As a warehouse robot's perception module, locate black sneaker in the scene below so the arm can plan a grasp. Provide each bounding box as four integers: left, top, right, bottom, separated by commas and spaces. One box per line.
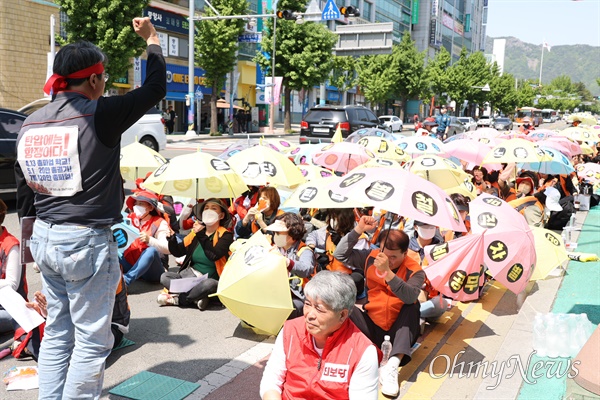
197, 298, 209, 311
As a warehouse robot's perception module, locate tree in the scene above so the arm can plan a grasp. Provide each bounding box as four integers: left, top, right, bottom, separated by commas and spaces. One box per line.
489, 71, 519, 116
356, 54, 396, 108
255, 0, 337, 131
447, 49, 493, 116
389, 32, 428, 120
55, 0, 150, 87
330, 56, 358, 106
195, 0, 248, 135
424, 47, 452, 112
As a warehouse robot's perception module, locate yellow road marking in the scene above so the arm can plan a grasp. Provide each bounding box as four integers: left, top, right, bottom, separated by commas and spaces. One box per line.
402, 283, 507, 398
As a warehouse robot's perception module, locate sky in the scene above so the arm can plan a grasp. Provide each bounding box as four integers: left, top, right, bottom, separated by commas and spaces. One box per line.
486, 0, 600, 47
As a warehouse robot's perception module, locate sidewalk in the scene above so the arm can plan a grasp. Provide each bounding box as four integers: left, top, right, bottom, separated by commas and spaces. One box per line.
168, 122, 301, 143
198, 208, 600, 400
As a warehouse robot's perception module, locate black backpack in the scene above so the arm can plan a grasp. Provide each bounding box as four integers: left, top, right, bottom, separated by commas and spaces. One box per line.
545, 195, 575, 230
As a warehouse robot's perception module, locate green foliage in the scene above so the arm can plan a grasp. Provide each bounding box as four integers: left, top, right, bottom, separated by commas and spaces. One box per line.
195, 0, 248, 133
390, 32, 428, 113
485, 37, 600, 96
55, 0, 150, 86
425, 47, 452, 102
330, 56, 358, 96
254, 0, 336, 130
356, 54, 396, 105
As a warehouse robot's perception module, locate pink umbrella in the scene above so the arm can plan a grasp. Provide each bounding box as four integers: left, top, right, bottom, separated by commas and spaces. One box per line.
329, 167, 466, 232
545, 136, 582, 156
576, 163, 600, 184
423, 234, 486, 302
312, 142, 375, 174
469, 194, 536, 295
528, 129, 558, 141
498, 132, 536, 142
537, 139, 575, 158
443, 139, 493, 166
469, 127, 502, 140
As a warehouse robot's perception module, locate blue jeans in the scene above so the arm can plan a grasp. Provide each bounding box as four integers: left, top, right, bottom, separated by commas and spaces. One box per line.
30, 219, 120, 400
119, 247, 164, 286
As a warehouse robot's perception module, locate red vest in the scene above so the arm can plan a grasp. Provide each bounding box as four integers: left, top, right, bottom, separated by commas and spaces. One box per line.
364, 250, 422, 331
0, 228, 27, 300
123, 215, 165, 266
281, 317, 375, 400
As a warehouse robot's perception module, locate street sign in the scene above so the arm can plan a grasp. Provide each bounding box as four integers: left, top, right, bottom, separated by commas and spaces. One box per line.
195, 86, 203, 100
334, 23, 394, 57
322, 0, 341, 20
238, 33, 262, 43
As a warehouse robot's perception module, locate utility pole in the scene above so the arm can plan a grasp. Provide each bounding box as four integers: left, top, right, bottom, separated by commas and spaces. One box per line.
186, 0, 196, 136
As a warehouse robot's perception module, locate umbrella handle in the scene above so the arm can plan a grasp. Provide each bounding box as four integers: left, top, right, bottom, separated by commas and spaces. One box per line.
289, 276, 303, 287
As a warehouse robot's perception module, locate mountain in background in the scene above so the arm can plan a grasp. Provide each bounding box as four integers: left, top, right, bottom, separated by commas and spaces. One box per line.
485, 36, 600, 96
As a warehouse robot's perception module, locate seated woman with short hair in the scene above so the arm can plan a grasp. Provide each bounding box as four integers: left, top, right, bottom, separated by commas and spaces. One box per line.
260, 271, 379, 400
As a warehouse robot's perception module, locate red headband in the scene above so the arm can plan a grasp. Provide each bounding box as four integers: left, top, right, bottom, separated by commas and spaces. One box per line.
43, 62, 105, 95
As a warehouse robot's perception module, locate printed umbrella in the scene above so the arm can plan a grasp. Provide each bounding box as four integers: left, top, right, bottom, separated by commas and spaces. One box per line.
576, 162, 600, 185
283, 176, 369, 209
498, 132, 536, 142
444, 177, 478, 200
443, 132, 469, 143
423, 234, 487, 302
356, 136, 410, 162
557, 127, 595, 144
345, 127, 393, 143
545, 136, 582, 156
468, 127, 502, 140
468, 194, 536, 295
530, 227, 568, 281
297, 164, 334, 181
329, 167, 466, 232
228, 146, 306, 187
142, 151, 248, 199
528, 129, 559, 141
215, 232, 294, 335
217, 138, 298, 160
291, 143, 324, 165
312, 142, 375, 174
567, 114, 597, 126
408, 155, 471, 190
393, 135, 445, 155
537, 139, 579, 158
119, 141, 167, 181
442, 139, 493, 167
353, 158, 403, 170
518, 147, 575, 175
481, 138, 550, 165
579, 142, 595, 155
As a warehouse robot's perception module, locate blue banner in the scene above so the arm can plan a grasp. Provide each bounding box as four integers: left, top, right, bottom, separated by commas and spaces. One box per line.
142, 61, 212, 95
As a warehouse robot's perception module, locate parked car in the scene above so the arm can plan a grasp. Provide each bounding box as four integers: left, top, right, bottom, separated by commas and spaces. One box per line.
18, 98, 166, 151
493, 117, 513, 131
457, 117, 477, 131
477, 115, 493, 127
446, 116, 467, 137
300, 105, 387, 144
378, 115, 403, 132
0, 108, 26, 197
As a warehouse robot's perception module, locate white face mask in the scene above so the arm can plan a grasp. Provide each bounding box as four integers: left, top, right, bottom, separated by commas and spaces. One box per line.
274, 233, 288, 248
202, 209, 220, 225
329, 219, 338, 230
417, 226, 436, 240
133, 205, 148, 218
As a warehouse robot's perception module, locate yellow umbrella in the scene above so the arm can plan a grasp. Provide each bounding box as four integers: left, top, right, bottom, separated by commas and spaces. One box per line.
228, 146, 306, 187
216, 232, 294, 335
481, 138, 550, 164
568, 114, 597, 126
331, 125, 343, 143
283, 176, 370, 209
530, 227, 569, 281
119, 141, 167, 181
557, 127, 595, 144
409, 155, 471, 190
444, 177, 477, 200
142, 151, 248, 199
261, 137, 300, 154
580, 142, 595, 155
356, 136, 411, 162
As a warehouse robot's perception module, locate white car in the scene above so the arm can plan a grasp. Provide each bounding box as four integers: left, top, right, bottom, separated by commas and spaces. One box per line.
18, 98, 166, 152
457, 117, 477, 131
378, 115, 403, 132
477, 115, 493, 127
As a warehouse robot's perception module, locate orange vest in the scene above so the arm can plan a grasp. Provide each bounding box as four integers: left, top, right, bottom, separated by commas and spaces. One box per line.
281, 317, 375, 400
509, 196, 544, 216
252, 209, 285, 233
325, 233, 352, 274
182, 226, 230, 276
364, 250, 423, 331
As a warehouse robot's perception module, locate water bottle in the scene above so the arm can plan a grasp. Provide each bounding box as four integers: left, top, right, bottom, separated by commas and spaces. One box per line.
545, 314, 560, 358
533, 313, 547, 357
556, 314, 570, 358
380, 335, 392, 367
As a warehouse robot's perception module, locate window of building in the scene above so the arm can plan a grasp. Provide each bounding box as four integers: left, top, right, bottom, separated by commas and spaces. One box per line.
59, 11, 68, 40
362, 1, 372, 20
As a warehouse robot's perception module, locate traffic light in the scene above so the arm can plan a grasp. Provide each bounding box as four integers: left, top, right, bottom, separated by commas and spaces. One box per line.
276, 10, 296, 20
340, 6, 360, 17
